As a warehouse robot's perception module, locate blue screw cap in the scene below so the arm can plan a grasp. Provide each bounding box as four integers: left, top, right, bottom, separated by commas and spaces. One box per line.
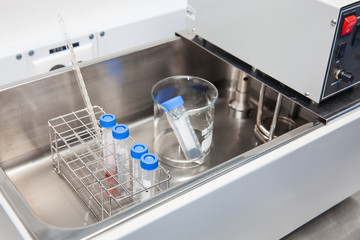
140, 153, 158, 171
112, 124, 129, 140
100, 114, 116, 128
161, 95, 184, 112
131, 143, 148, 159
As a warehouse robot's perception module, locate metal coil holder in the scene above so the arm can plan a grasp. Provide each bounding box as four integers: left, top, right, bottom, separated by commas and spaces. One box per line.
254, 84, 296, 142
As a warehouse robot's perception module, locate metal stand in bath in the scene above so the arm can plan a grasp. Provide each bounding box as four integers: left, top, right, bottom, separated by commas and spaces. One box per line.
254, 84, 297, 142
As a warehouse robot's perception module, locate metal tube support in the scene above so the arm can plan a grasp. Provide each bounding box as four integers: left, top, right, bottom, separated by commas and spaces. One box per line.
255, 84, 270, 137
256, 84, 265, 126
254, 84, 294, 142
268, 93, 283, 141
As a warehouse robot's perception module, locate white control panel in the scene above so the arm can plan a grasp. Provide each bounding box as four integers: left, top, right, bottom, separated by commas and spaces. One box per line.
187, 0, 358, 102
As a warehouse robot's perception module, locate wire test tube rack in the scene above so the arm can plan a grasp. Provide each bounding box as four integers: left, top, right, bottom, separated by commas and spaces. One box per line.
48, 106, 171, 221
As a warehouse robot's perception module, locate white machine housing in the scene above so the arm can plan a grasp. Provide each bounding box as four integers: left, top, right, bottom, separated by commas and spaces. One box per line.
187, 0, 360, 103
0, 0, 186, 87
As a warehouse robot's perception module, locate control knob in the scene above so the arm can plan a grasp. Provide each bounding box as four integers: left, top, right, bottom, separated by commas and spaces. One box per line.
335, 69, 354, 83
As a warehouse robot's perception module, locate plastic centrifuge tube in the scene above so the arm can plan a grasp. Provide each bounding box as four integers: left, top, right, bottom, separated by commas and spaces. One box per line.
100, 114, 117, 180
140, 153, 158, 201
112, 124, 130, 190
162, 95, 202, 159
130, 143, 148, 201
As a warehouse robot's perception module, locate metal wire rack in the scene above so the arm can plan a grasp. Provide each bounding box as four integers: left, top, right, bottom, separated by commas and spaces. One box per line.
48, 106, 171, 221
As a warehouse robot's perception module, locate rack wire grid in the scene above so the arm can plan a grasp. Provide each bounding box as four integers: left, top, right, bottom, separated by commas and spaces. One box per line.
48, 106, 171, 221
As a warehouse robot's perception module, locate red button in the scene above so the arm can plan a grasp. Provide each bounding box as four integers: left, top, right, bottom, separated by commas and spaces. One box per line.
341, 15, 358, 36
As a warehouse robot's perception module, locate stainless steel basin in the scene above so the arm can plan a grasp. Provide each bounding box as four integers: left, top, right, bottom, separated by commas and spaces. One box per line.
0, 37, 319, 238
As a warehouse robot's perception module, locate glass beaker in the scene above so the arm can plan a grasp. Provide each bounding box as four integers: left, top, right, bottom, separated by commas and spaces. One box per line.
151, 75, 218, 168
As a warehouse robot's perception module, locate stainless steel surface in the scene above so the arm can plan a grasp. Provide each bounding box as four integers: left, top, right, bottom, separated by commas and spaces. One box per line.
0, 35, 332, 239
0, 195, 28, 240
6, 154, 98, 228
178, 31, 360, 121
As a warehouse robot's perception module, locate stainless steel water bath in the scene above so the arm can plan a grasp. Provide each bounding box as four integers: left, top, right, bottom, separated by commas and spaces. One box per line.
0, 35, 360, 239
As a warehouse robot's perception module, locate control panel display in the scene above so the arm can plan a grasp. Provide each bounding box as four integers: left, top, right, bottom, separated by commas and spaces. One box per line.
322, 3, 360, 100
